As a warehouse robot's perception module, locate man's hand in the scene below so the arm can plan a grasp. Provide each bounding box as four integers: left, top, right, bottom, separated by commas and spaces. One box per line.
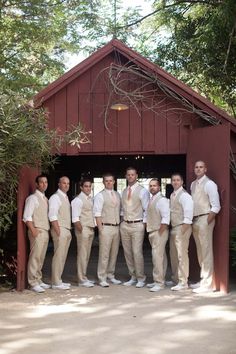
181, 223, 191, 234
51, 220, 60, 237
74, 221, 83, 233
159, 224, 168, 235
207, 212, 216, 225
26, 221, 40, 238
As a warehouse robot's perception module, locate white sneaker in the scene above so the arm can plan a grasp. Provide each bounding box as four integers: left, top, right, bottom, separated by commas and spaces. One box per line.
190, 282, 200, 289
147, 282, 156, 288
99, 281, 109, 287
52, 283, 70, 290
149, 284, 164, 292
136, 280, 145, 288
123, 278, 137, 286
108, 278, 122, 285
171, 283, 188, 291
79, 281, 94, 288
31, 285, 45, 293
87, 279, 95, 284
193, 287, 214, 294
39, 282, 51, 289
62, 282, 71, 287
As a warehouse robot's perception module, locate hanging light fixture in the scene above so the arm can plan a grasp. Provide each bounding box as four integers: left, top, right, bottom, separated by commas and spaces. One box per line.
110, 103, 129, 111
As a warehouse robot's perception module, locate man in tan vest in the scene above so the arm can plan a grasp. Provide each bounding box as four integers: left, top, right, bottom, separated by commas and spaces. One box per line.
146, 178, 170, 292
49, 176, 72, 290
169, 173, 193, 291
93, 173, 121, 287
23, 174, 50, 293
191, 161, 221, 293
120, 167, 149, 288
71, 178, 95, 288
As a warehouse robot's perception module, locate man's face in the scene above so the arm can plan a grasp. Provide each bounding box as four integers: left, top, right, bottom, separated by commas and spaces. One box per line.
103, 176, 115, 190
58, 177, 70, 194
37, 177, 48, 193
126, 169, 138, 185
194, 161, 207, 179
171, 175, 183, 191
81, 182, 92, 196
149, 180, 160, 195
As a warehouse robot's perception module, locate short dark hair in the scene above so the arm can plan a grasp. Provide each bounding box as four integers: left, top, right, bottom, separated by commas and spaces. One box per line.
102, 173, 115, 180
171, 173, 183, 181
126, 166, 138, 174
35, 174, 48, 184
150, 178, 160, 185
80, 178, 92, 187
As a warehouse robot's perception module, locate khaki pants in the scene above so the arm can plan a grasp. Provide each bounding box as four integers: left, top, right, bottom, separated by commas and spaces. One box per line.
51, 227, 72, 285
27, 228, 49, 287
75, 226, 94, 283
148, 229, 168, 286
97, 225, 120, 282
169, 225, 192, 285
192, 215, 215, 289
120, 221, 146, 281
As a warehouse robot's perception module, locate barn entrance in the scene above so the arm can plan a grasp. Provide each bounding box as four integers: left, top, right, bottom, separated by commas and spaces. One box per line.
42, 154, 186, 285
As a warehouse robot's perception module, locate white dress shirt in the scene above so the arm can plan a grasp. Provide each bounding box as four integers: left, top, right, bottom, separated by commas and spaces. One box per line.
152, 192, 170, 225
23, 189, 46, 223
190, 175, 221, 214
71, 192, 92, 223
121, 182, 150, 222
172, 186, 193, 224
93, 189, 119, 217
48, 189, 68, 222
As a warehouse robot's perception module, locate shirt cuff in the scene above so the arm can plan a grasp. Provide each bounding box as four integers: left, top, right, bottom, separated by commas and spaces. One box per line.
211, 207, 220, 214
183, 218, 192, 224
94, 213, 102, 217
72, 218, 80, 223
23, 217, 33, 223
49, 216, 58, 222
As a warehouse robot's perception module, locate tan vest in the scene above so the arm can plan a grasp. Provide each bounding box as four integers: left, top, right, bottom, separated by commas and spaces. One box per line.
146, 194, 164, 232
57, 192, 71, 229
101, 190, 120, 224
191, 176, 211, 217
78, 193, 94, 227
32, 193, 50, 231
170, 189, 186, 227
122, 184, 144, 221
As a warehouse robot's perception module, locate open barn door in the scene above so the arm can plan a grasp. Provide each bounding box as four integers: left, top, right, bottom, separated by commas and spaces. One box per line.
186, 124, 231, 292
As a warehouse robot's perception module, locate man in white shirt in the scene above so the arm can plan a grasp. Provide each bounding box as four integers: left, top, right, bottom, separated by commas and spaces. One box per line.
93, 173, 121, 287
146, 178, 170, 292
23, 174, 50, 293
71, 178, 95, 288
49, 176, 72, 290
191, 161, 221, 293
120, 167, 149, 288
169, 173, 193, 291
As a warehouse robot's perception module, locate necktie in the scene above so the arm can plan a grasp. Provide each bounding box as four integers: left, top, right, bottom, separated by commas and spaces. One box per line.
127, 186, 132, 200
111, 191, 117, 206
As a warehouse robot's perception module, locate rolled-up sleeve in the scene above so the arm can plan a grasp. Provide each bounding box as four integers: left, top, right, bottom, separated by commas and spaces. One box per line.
71, 197, 83, 223
140, 188, 150, 222
156, 198, 170, 225
48, 194, 61, 222
179, 193, 193, 224
205, 181, 221, 214
93, 193, 104, 217
23, 195, 38, 223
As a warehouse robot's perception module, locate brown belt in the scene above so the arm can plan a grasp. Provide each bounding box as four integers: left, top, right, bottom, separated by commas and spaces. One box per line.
193, 213, 209, 219
124, 219, 143, 224
102, 223, 119, 227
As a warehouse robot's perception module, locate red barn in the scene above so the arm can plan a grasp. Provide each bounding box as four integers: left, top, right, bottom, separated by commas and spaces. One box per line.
17, 39, 236, 292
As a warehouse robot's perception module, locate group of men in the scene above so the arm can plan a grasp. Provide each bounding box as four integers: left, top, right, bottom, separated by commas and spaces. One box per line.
23, 161, 220, 294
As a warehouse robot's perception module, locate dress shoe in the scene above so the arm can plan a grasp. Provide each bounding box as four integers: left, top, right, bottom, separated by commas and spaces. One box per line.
136, 280, 145, 288
99, 281, 109, 287
31, 285, 45, 293
171, 283, 188, 291
149, 284, 164, 292
165, 280, 175, 286
123, 278, 137, 286
108, 278, 122, 285
147, 282, 156, 288
52, 283, 70, 290
79, 281, 94, 288
39, 282, 51, 289
190, 282, 200, 289
192, 287, 214, 294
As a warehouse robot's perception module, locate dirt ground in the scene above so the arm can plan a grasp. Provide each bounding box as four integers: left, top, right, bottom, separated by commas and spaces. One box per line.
1, 242, 236, 354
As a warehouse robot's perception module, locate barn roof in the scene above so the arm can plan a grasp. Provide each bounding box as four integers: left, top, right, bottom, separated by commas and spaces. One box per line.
34, 38, 236, 130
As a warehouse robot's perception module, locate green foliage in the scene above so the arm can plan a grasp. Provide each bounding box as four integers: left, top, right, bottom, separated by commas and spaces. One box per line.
135, 0, 236, 116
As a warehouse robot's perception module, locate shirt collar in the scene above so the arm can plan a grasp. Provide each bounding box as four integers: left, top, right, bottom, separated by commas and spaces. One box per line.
35, 189, 45, 199
197, 175, 207, 184
128, 181, 139, 191
57, 189, 67, 198
81, 191, 91, 199
151, 191, 161, 200
105, 188, 114, 194
173, 186, 183, 196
